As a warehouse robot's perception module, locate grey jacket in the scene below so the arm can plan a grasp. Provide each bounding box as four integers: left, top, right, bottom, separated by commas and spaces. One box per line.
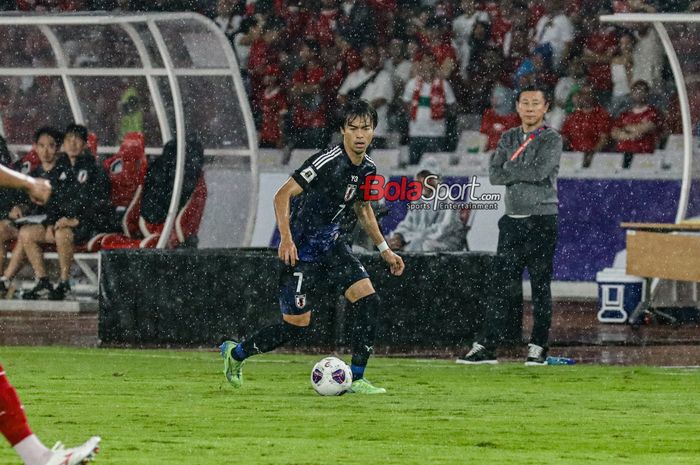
489, 126, 562, 215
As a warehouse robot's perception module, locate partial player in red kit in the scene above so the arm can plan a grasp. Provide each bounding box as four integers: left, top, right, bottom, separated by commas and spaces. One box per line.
0, 165, 100, 464
1, 363, 100, 465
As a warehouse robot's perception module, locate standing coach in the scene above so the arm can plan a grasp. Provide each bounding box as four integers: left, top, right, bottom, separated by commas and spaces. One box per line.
458, 83, 562, 365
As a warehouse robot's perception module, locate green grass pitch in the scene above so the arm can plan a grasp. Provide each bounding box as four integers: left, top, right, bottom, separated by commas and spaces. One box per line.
1, 346, 699, 465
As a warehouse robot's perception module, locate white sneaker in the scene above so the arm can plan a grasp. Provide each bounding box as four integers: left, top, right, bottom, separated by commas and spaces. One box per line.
524, 343, 547, 366
44, 437, 100, 465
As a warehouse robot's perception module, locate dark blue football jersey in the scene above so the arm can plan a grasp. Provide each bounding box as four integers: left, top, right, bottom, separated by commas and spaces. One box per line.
290, 144, 377, 262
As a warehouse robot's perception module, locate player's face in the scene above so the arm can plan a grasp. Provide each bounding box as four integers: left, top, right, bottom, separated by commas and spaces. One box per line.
34, 134, 58, 164
341, 116, 374, 155
63, 133, 86, 158
516, 91, 549, 128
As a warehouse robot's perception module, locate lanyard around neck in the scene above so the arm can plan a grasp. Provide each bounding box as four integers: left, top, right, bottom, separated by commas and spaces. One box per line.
510, 126, 547, 161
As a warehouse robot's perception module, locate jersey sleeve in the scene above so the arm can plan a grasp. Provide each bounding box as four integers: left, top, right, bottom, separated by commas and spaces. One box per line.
291, 148, 340, 191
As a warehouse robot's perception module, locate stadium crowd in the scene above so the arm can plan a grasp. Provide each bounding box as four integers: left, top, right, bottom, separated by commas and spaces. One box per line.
2, 0, 699, 167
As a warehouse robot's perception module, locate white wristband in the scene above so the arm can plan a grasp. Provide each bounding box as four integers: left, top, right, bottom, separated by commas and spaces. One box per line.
15, 172, 35, 186
377, 240, 390, 253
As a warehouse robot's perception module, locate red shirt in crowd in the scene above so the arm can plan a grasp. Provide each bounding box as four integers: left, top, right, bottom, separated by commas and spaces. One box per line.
247, 39, 276, 109
305, 9, 338, 47
323, 47, 362, 103
527, 2, 547, 30
483, 1, 500, 17
561, 105, 612, 152
291, 66, 326, 129
248, 39, 273, 76
480, 109, 521, 151
245, 0, 289, 16
432, 41, 457, 65
260, 87, 288, 146
416, 33, 457, 67
490, 13, 512, 47
283, 7, 311, 45
613, 105, 663, 153
584, 28, 617, 93
17, 0, 80, 10
367, 0, 397, 12
367, 0, 397, 44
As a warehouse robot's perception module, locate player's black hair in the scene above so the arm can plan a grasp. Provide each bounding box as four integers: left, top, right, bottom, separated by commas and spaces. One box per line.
339, 99, 378, 130
516, 84, 552, 104
33, 126, 63, 145
64, 123, 88, 142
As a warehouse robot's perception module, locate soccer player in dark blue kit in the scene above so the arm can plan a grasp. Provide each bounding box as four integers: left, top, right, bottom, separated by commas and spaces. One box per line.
220, 99, 405, 394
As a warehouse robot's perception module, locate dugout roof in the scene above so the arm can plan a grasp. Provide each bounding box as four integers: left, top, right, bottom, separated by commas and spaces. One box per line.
0, 12, 258, 247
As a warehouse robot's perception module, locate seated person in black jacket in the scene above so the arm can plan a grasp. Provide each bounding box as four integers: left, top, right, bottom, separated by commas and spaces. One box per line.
140, 134, 204, 226
18, 123, 116, 300
0, 126, 73, 299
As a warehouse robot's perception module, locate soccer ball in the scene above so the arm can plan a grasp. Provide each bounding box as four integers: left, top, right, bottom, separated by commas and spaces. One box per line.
310, 356, 352, 396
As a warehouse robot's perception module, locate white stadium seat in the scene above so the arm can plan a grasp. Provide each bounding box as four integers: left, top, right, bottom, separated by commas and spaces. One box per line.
457, 153, 490, 175
422, 152, 458, 170
588, 152, 624, 175
629, 153, 662, 175
457, 130, 488, 154
559, 151, 584, 175
288, 149, 318, 168
657, 149, 684, 173
257, 148, 285, 168
367, 149, 400, 171
664, 134, 685, 152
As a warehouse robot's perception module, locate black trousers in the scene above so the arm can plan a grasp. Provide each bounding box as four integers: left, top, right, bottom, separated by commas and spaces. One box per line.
478, 214, 558, 348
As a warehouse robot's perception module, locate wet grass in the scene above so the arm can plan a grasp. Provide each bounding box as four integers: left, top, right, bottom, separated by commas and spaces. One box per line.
2, 347, 699, 465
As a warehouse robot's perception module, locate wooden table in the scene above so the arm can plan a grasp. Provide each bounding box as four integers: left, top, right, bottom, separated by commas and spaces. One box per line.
621, 222, 700, 324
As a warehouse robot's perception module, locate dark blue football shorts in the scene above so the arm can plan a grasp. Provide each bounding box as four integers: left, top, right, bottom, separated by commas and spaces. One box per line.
279, 242, 370, 315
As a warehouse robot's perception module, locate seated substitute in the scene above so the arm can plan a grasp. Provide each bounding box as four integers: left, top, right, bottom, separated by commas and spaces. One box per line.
220, 99, 405, 394
0, 127, 71, 299
19, 123, 115, 300
387, 161, 468, 252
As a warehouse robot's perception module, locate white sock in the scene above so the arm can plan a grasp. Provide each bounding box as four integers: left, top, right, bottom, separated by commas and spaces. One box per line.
13, 434, 51, 465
